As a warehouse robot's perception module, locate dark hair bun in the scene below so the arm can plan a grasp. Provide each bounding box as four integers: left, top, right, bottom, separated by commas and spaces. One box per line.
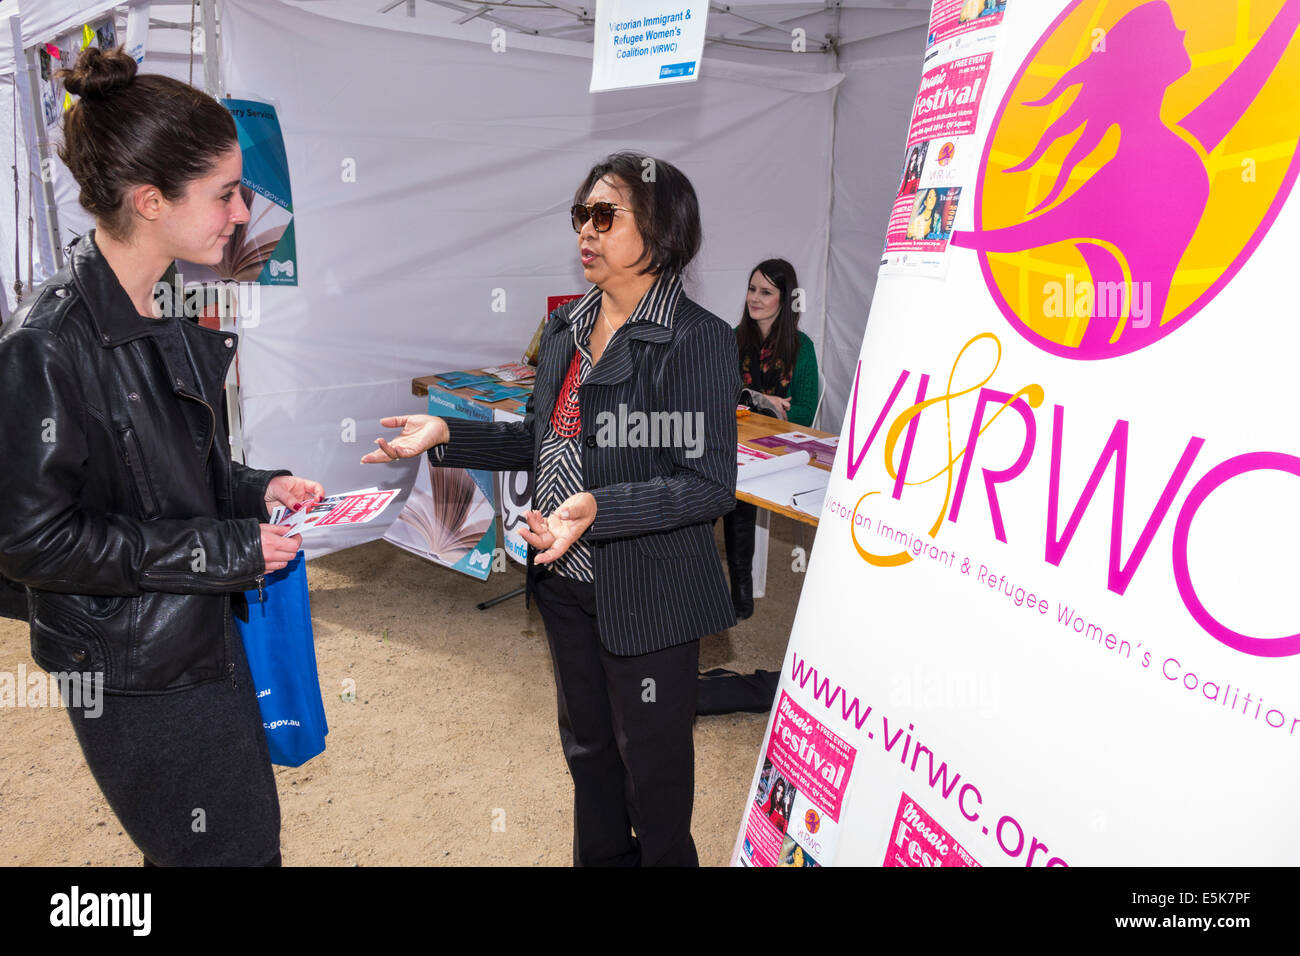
58, 45, 137, 99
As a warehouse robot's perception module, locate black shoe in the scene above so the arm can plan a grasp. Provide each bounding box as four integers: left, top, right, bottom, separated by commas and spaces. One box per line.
731, 582, 753, 621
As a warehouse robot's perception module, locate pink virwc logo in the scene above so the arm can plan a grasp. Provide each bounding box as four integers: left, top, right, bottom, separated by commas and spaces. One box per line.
952, 0, 1300, 360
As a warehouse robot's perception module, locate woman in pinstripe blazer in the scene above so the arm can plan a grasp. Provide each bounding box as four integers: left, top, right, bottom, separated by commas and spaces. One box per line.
365, 153, 742, 866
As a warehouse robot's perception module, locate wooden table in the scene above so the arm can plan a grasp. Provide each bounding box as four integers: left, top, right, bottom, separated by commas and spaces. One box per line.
736, 412, 835, 527
412, 372, 530, 413
734, 412, 835, 598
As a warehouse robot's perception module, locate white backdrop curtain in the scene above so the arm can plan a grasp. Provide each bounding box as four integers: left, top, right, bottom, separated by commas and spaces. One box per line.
820, 51, 928, 435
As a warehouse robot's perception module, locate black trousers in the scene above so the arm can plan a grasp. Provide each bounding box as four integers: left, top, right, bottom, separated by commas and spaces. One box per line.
65, 614, 281, 867
533, 570, 700, 867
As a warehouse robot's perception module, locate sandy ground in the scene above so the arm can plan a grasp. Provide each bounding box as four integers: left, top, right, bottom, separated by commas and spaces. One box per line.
0, 517, 814, 866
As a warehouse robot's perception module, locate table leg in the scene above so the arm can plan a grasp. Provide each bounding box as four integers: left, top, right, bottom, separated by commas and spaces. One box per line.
752, 507, 770, 600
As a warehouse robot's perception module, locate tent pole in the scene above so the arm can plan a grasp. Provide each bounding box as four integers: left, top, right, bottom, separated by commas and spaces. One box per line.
201, 0, 246, 465
813, 6, 841, 431
200, 0, 221, 97
14, 19, 63, 280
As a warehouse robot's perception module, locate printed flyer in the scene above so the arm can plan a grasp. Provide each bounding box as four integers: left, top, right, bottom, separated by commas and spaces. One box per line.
737, 691, 856, 867
925, 0, 1009, 67
883, 792, 981, 867
736, 0, 1300, 866
270, 487, 399, 535
879, 53, 992, 277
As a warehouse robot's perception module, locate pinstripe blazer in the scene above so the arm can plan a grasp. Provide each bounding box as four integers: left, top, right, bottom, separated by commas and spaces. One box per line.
430, 291, 742, 655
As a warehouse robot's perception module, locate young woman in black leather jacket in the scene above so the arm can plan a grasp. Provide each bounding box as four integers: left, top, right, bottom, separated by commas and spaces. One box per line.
0, 47, 322, 866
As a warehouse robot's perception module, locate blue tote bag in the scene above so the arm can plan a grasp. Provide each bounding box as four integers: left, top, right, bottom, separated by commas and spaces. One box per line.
235, 551, 329, 767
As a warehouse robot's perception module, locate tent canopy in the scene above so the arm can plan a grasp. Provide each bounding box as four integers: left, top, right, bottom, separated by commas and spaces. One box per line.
283, 0, 929, 63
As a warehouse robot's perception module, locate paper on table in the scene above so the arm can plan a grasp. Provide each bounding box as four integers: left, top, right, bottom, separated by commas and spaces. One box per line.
737, 450, 810, 483
739, 461, 829, 511
791, 486, 827, 516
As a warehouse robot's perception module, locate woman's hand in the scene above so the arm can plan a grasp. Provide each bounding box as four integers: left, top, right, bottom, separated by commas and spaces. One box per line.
264, 475, 324, 514
518, 492, 597, 564
361, 415, 450, 463
762, 393, 792, 414
259, 523, 302, 573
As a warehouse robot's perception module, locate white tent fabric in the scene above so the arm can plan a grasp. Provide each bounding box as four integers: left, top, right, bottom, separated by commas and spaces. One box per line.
222, 0, 842, 556
820, 53, 926, 435
283, 0, 928, 69
12, 0, 128, 50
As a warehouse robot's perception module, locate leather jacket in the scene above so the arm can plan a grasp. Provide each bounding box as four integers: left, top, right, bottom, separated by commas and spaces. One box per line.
0, 231, 288, 694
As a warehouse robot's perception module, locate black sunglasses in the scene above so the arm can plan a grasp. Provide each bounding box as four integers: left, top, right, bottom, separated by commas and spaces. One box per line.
571, 201, 633, 234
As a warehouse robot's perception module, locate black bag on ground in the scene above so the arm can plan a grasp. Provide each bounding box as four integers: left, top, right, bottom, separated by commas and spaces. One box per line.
697, 667, 781, 716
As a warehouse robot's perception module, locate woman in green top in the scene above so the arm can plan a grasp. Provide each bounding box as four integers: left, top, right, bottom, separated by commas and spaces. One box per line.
727, 258, 819, 619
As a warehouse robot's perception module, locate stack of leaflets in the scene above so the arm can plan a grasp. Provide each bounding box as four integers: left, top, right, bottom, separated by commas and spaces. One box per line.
748, 431, 839, 467
481, 362, 535, 383
270, 487, 401, 536
434, 371, 496, 389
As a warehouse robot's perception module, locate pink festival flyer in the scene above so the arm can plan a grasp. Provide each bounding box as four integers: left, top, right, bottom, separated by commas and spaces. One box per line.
272, 487, 400, 536
879, 53, 991, 277
908, 54, 991, 146
926, 0, 1007, 66
739, 692, 857, 867
883, 792, 981, 868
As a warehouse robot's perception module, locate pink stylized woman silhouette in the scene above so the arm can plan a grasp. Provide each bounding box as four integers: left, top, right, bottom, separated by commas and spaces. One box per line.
953, 1, 1300, 358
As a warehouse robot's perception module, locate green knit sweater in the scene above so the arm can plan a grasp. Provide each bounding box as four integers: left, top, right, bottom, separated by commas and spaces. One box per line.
737, 328, 820, 427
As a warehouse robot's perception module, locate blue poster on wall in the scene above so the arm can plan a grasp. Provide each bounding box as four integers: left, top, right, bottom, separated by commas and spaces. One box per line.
220, 98, 297, 286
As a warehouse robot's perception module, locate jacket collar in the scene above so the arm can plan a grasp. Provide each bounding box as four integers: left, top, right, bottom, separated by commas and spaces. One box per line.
565, 273, 682, 387
65, 231, 237, 402
557, 271, 681, 348
67, 230, 173, 347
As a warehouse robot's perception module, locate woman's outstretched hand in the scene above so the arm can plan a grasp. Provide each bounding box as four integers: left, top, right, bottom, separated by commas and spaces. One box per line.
518, 492, 597, 564
360, 415, 450, 463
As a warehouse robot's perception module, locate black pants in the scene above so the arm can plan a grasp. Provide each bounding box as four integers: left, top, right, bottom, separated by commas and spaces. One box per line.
533, 570, 700, 867
64, 615, 281, 867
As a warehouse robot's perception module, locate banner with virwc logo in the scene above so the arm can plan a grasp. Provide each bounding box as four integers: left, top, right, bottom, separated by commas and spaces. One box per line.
736, 0, 1300, 867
